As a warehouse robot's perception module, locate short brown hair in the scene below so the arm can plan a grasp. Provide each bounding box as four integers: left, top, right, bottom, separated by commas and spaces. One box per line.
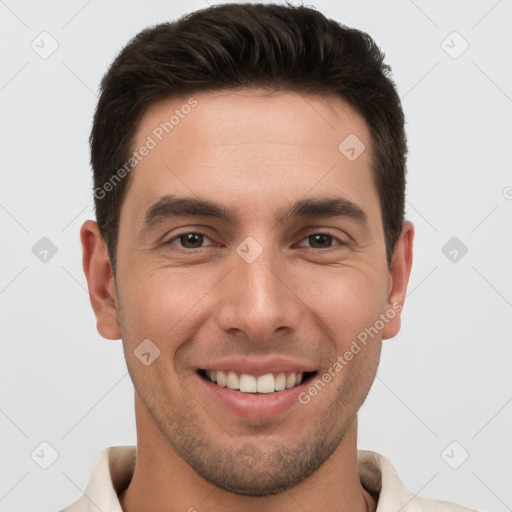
90, 2, 407, 273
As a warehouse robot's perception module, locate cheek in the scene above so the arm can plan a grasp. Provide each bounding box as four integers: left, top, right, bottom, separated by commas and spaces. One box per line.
118, 265, 218, 349
116, 268, 204, 398
297, 266, 388, 344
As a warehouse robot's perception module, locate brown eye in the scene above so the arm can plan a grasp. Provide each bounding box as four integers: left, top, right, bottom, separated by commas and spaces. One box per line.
308, 234, 333, 248
166, 232, 213, 249
297, 233, 343, 249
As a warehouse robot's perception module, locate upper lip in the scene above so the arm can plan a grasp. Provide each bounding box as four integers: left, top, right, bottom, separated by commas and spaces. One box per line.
197, 355, 317, 377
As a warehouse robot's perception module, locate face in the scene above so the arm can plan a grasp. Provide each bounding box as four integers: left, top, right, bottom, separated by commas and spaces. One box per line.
82, 88, 413, 496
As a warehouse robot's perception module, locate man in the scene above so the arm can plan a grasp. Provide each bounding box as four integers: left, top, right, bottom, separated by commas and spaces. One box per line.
64, 3, 477, 511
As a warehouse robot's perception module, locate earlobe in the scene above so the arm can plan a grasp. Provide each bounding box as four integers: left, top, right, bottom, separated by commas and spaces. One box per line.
382, 221, 414, 340
80, 220, 121, 340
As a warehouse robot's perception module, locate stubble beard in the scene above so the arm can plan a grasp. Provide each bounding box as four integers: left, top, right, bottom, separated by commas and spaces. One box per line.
137, 363, 374, 497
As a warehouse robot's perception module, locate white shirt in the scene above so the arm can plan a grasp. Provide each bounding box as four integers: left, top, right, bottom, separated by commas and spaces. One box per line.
60, 446, 478, 512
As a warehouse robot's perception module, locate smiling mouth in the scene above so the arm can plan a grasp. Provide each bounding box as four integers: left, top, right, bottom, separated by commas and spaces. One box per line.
197, 369, 318, 394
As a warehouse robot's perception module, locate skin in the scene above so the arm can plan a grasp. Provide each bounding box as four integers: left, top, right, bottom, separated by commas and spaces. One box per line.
81, 88, 414, 512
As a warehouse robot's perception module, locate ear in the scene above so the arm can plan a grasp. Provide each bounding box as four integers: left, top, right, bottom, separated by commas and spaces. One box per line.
382, 220, 414, 340
80, 220, 121, 340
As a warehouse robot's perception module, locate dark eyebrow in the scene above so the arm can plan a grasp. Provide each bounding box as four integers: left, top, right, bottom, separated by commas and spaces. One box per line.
140, 194, 368, 234
140, 195, 238, 233
276, 196, 368, 225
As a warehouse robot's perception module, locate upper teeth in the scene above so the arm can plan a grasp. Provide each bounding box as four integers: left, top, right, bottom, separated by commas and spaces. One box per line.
205, 370, 303, 393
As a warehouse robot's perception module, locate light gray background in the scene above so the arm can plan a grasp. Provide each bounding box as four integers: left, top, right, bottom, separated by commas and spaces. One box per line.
1, 1, 511, 511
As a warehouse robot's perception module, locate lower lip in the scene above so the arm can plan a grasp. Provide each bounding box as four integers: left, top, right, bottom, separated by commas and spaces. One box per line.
198, 373, 310, 421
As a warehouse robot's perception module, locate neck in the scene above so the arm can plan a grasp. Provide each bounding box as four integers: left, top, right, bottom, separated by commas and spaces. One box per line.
119, 395, 376, 512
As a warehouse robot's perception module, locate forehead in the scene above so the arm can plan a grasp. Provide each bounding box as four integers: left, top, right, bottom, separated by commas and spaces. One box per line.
136, 88, 369, 154
123, 88, 380, 228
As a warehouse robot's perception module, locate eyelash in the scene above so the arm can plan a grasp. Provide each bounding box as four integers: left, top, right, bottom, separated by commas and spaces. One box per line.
163, 231, 346, 251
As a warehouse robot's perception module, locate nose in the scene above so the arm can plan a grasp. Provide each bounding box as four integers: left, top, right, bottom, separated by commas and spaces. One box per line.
215, 241, 304, 346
